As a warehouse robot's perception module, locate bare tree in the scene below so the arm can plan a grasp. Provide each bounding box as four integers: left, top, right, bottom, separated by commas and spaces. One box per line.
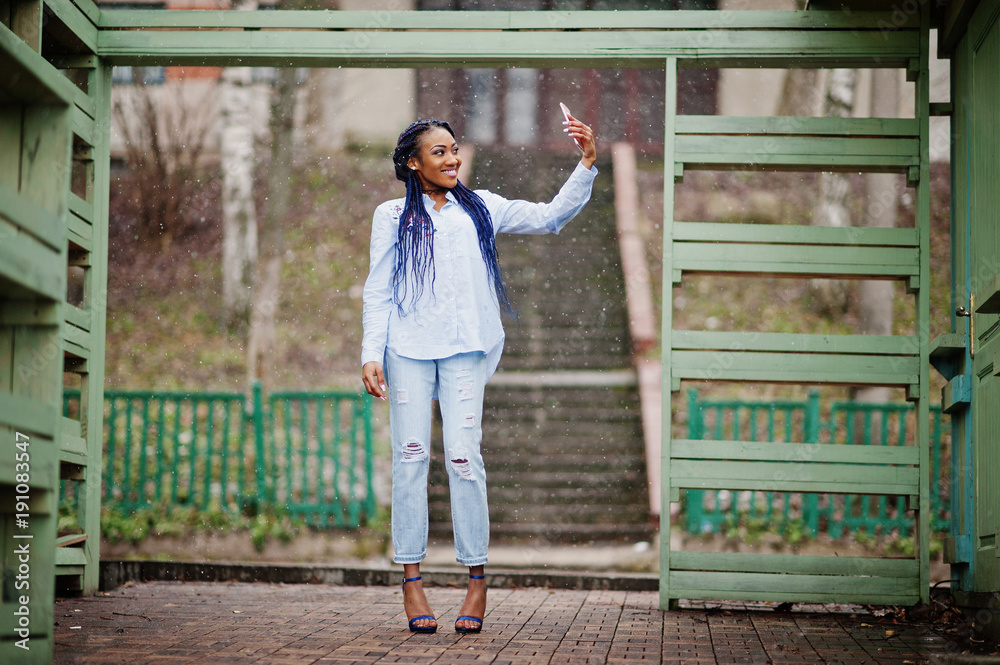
852, 69, 901, 409
776, 69, 820, 118
220, 0, 260, 325
247, 65, 300, 390
247, 0, 313, 389
112, 69, 215, 249
810, 68, 858, 313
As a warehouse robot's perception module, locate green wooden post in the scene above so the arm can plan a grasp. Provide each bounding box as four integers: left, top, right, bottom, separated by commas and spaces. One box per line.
1, 3, 74, 656
659, 56, 678, 611
915, 0, 932, 604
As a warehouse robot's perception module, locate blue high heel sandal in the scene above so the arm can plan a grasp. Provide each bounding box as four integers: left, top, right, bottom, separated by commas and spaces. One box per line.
402, 576, 437, 633
455, 574, 486, 634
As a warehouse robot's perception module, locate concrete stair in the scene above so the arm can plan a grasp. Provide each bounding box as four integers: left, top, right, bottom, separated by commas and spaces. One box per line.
428, 149, 653, 545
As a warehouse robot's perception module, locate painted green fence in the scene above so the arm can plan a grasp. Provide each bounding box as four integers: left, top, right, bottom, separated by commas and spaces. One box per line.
63, 384, 375, 527
684, 390, 949, 538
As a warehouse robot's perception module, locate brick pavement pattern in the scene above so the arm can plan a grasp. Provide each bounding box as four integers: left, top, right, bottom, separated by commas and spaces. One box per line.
53, 581, 951, 664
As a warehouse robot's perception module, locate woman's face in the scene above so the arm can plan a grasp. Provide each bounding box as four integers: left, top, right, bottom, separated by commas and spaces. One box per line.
407, 127, 462, 192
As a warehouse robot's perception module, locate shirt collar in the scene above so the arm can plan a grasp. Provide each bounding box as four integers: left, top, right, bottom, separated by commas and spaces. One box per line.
422, 190, 457, 207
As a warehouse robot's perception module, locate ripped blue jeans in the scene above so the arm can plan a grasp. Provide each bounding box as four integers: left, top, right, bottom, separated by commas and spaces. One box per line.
384, 348, 489, 567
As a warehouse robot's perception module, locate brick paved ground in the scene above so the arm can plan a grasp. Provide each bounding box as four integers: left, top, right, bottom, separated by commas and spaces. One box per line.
53, 581, 952, 664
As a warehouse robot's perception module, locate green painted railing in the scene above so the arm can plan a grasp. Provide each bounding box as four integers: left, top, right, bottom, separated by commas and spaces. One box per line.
63, 384, 375, 527
684, 390, 949, 538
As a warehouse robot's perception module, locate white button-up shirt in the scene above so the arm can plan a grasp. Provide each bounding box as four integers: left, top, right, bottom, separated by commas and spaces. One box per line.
362, 162, 597, 378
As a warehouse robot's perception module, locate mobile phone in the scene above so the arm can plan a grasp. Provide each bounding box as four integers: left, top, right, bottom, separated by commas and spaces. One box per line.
559, 102, 582, 147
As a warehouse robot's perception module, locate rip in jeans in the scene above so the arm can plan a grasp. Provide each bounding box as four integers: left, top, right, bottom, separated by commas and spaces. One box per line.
402, 438, 428, 462
456, 369, 474, 400
450, 450, 475, 481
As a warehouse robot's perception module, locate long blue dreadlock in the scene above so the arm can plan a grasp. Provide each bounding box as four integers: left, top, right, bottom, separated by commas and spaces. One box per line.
391, 119, 513, 316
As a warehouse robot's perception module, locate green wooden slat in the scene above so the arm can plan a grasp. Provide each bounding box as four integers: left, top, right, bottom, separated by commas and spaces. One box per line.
0, 301, 60, 325
67, 222, 92, 251
0, 391, 57, 437
43, 0, 98, 52
670, 439, 920, 466
96, 9, 919, 31
0, 229, 65, 301
0, 23, 78, 104
61, 414, 82, 437
69, 81, 97, 120
64, 303, 91, 331
0, 437, 59, 488
668, 571, 918, 604
19, 103, 71, 215
54, 547, 88, 566
95, 27, 919, 68
672, 221, 919, 247
670, 551, 918, 577
64, 319, 90, 352
675, 135, 919, 170
70, 104, 95, 146
0, 180, 64, 250
47, 54, 99, 69
673, 241, 918, 278
55, 533, 88, 547
60, 425, 88, 459
70, 0, 100, 26
675, 115, 919, 137
672, 349, 920, 385
671, 460, 919, 495
0, 600, 55, 638
672, 330, 919, 356
64, 338, 89, 360
66, 208, 94, 241
69, 192, 94, 224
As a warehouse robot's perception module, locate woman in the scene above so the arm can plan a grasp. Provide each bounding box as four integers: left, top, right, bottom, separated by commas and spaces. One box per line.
361, 115, 597, 634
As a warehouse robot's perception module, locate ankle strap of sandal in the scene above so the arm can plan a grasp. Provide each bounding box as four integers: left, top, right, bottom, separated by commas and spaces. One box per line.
402, 575, 422, 584
469, 574, 485, 580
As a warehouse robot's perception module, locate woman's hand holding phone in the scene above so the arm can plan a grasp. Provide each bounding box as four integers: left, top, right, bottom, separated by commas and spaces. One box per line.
559, 102, 597, 169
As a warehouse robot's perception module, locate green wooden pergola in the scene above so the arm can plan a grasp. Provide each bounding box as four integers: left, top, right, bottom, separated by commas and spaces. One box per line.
8, 0, 998, 659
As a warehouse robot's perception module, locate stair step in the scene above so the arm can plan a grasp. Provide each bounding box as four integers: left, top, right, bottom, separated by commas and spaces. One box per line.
432, 503, 649, 525
429, 522, 655, 544
448, 148, 648, 544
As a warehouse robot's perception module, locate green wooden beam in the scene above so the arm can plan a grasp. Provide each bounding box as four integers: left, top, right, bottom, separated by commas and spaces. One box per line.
94, 10, 919, 68
670, 551, 918, 578
668, 570, 918, 604
672, 330, 919, 356
670, 439, 920, 466
0, 22, 78, 104
675, 115, 919, 137
676, 135, 919, 171
96, 9, 918, 30
671, 350, 920, 386
673, 222, 919, 247
672, 241, 919, 279
43, 0, 98, 52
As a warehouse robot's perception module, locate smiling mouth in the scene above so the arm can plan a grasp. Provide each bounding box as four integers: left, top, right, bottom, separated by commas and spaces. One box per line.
442, 169, 458, 177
